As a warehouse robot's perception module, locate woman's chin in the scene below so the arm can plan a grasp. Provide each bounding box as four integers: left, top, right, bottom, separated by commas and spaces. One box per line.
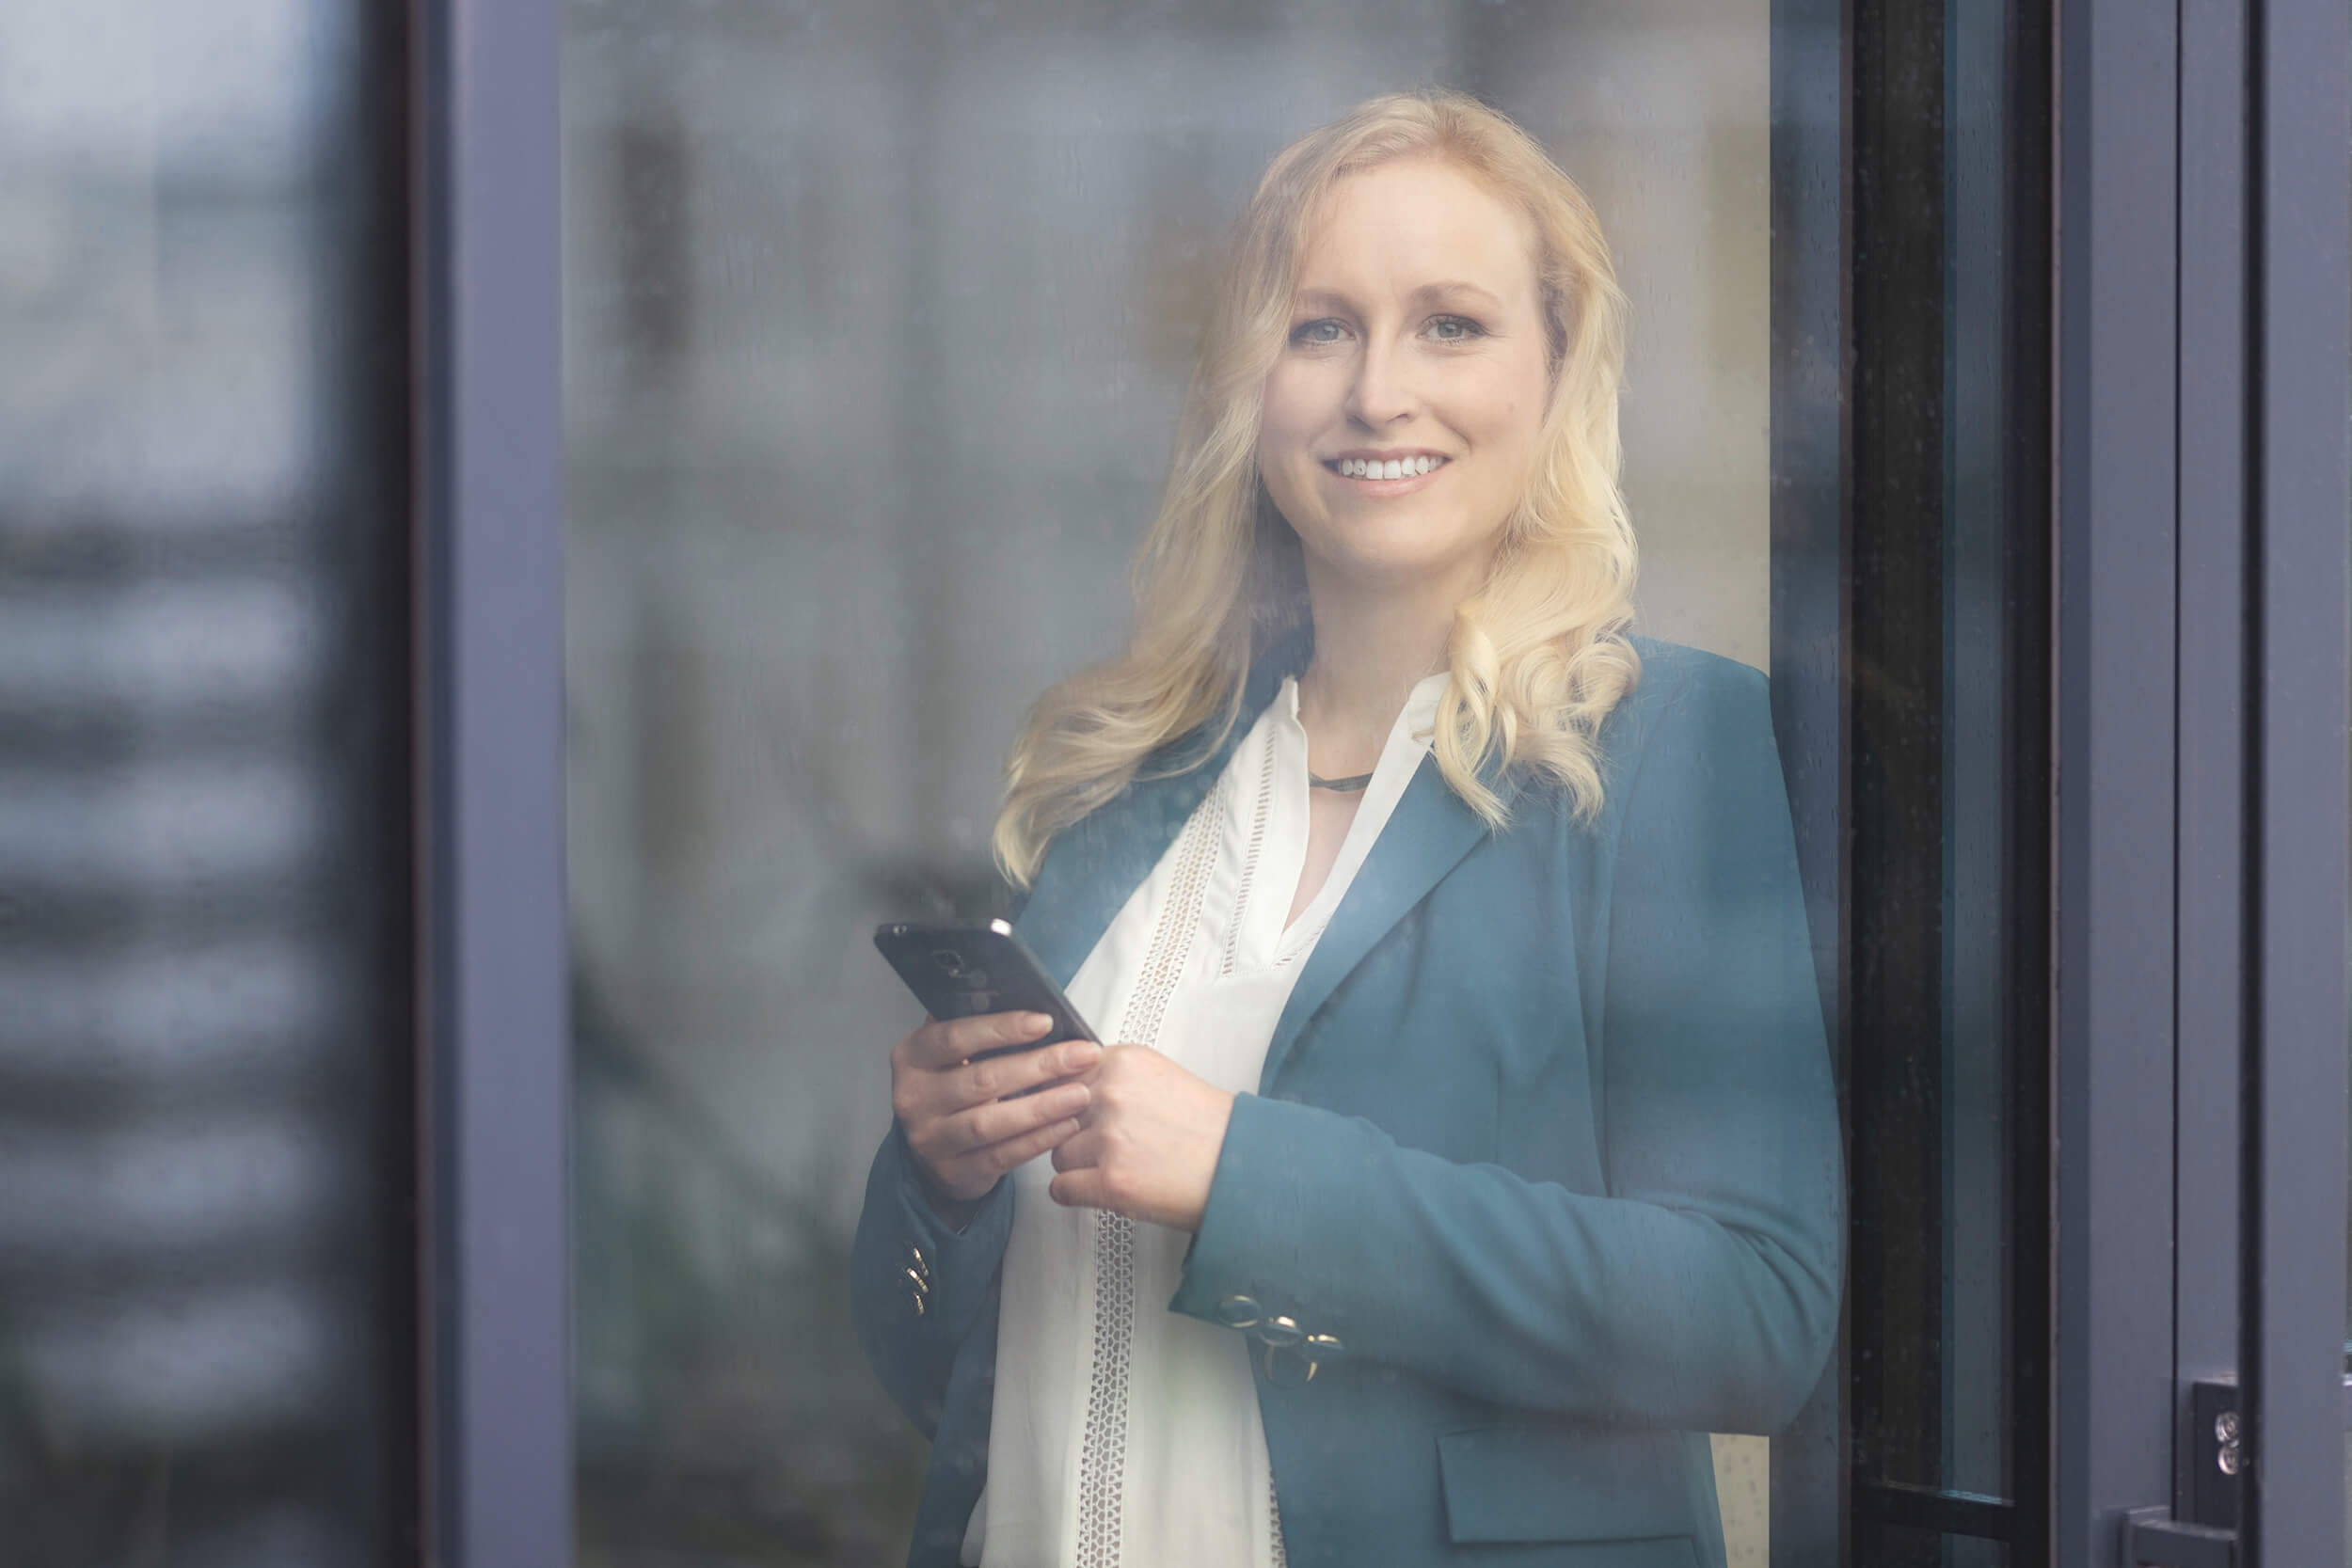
1298, 528, 1500, 596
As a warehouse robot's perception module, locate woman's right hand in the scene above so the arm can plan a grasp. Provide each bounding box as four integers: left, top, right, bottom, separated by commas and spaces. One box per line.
891, 1010, 1100, 1208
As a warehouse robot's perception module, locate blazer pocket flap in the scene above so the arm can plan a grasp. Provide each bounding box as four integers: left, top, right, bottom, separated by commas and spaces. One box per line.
1437, 1423, 1698, 1549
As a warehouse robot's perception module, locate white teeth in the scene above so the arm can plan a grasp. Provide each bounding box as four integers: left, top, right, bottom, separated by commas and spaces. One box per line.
1334, 455, 1445, 478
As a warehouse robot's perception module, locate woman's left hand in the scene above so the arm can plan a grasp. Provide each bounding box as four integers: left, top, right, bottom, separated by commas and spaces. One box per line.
1047, 1043, 1236, 1232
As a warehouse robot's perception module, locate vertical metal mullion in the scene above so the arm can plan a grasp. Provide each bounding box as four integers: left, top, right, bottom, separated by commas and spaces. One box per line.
2238, 0, 2351, 1560
2173, 0, 2249, 1527
1997, 1, 2057, 1556
1850, 15, 1953, 1560
416, 0, 569, 1565
1767, 0, 1851, 1559
2051, 1, 2183, 1564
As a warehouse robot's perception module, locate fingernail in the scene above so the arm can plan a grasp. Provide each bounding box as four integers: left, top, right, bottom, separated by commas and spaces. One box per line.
1063, 1040, 1101, 1069
1025, 1012, 1054, 1035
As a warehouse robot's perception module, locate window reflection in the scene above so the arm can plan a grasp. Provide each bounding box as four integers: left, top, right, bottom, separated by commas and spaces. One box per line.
0, 3, 411, 1564
566, 5, 1801, 1564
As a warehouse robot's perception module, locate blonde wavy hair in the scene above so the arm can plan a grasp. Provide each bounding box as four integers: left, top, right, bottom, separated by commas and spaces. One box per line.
993, 88, 1641, 888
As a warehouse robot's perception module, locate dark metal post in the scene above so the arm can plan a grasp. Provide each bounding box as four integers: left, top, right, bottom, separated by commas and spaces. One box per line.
2051, 2, 2184, 1564
2172, 0, 2252, 1531
416, 0, 569, 1564
2238, 0, 2350, 1561
1767, 0, 1851, 1555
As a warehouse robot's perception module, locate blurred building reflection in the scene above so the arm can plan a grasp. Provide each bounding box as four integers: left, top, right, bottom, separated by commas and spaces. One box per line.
0, 4, 406, 1565
564, 2, 1775, 1562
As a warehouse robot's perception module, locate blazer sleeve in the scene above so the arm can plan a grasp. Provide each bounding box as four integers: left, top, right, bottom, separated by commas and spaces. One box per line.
1167, 658, 1845, 1433
849, 1117, 1016, 1437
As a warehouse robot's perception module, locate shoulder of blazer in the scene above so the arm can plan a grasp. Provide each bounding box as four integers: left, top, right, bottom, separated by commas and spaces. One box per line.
1610, 633, 1768, 752
1013, 631, 1769, 895
1520, 632, 1772, 846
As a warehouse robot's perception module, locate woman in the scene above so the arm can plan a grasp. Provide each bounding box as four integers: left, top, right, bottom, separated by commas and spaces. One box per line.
851, 90, 1842, 1568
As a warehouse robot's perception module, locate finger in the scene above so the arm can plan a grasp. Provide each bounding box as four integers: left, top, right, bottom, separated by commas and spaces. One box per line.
898, 1045, 1073, 1151
950, 1036, 1102, 1110
1049, 1124, 1105, 1174
1047, 1167, 1114, 1212
958, 1113, 1086, 1181
946, 1080, 1092, 1158
910, 1009, 1057, 1070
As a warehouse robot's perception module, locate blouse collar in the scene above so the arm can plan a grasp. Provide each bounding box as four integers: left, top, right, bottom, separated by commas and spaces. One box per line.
1278, 669, 1452, 751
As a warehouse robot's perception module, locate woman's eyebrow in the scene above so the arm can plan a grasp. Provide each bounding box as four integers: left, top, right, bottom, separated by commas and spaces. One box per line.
1290, 281, 1509, 315
1412, 279, 1506, 309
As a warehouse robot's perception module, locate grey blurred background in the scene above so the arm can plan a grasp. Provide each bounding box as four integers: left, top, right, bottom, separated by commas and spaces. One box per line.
561, 1, 1777, 1563
0, 2, 409, 1565
0, 0, 1787, 1561
0, 0, 2179, 1561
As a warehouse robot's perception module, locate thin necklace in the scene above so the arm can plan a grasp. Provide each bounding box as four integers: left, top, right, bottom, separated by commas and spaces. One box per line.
1298, 666, 1389, 792
1308, 768, 1375, 793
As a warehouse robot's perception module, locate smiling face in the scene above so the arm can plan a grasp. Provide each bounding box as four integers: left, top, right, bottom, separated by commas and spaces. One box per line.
1256, 155, 1555, 599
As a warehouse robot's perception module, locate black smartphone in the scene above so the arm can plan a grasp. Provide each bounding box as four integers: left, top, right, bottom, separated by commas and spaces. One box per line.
872, 919, 1100, 1064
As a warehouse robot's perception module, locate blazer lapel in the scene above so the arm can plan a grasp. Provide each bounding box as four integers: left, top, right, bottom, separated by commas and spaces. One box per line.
1017, 762, 1217, 989
1257, 752, 1509, 1093
1016, 638, 1305, 989
1013, 628, 1510, 1081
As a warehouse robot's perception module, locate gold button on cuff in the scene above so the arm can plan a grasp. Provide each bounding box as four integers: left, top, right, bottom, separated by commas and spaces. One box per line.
1263, 1341, 1320, 1386
1256, 1315, 1303, 1349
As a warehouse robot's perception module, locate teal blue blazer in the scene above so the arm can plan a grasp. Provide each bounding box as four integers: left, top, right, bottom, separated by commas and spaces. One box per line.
851, 634, 1845, 1568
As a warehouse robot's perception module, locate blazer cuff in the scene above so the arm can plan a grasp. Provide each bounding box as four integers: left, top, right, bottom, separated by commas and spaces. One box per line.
1168, 1093, 1326, 1337
884, 1118, 1015, 1342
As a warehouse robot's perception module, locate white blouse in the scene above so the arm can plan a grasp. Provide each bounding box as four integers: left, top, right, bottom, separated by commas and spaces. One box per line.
962, 670, 1451, 1568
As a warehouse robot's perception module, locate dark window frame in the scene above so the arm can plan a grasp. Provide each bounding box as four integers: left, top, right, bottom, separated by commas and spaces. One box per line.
1772, 0, 2056, 1560
400, 0, 2348, 1560
413, 0, 571, 1563
2050, 1, 2349, 1565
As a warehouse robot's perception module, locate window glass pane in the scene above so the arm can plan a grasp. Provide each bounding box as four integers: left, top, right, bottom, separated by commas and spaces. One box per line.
564, 4, 2047, 1564
0, 4, 414, 1564
1841, 3, 2048, 1560
1861, 1523, 2010, 1568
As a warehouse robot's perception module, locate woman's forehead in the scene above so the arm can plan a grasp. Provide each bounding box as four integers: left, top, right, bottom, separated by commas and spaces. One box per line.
1292, 157, 1542, 303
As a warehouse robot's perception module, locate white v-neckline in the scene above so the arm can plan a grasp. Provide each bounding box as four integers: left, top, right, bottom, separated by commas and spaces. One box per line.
1255, 672, 1448, 962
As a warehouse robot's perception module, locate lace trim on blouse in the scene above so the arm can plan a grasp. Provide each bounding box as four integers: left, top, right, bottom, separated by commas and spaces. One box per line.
1072, 778, 1227, 1568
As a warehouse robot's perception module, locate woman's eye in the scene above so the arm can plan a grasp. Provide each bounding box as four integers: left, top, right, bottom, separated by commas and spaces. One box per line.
1290, 319, 1346, 345
1427, 314, 1486, 342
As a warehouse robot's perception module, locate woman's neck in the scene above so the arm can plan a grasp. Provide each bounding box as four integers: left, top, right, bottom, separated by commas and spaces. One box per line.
1295, 570, 1462, 768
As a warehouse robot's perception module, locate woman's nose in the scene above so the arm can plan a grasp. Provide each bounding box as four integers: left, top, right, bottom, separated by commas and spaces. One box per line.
1343, 338, 1416, 427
